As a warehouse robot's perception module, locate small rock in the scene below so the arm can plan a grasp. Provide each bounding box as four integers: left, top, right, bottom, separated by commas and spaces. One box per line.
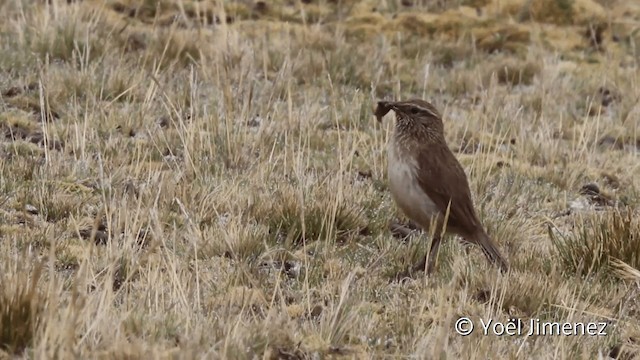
258, 260, 302, 278
163, 154, 179, 162
356, 170, 372, 181
79, 228, 109, 245
579, 182, 616, 207
2, 86, 22, 98
579, 183, 601, 196
25, 204, 38, 215
217, 212, 231, 226
473, 289, 490, 303
598, 86, 619, 107
157, 116, 171, 128
569, 197, 590, 211
283, 260, 302, 278
246, 115, 262, 128
309, 304, 323, 318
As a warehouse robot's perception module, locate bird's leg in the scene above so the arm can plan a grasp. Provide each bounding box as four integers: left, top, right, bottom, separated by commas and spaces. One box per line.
392, 250, 426, 282
393, 233, 442, 282
425, 234, 442, 275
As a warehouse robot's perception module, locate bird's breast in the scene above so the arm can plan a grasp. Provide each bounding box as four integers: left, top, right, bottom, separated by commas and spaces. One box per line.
387, 142, 441, 224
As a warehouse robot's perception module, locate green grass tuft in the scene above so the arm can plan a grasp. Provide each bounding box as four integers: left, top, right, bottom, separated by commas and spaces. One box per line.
549, 209, 640, 277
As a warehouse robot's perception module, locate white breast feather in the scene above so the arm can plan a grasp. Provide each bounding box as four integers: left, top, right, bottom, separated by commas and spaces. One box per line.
387, 143, 440, 221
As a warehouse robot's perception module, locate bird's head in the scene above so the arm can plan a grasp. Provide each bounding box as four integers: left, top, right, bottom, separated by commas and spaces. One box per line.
375, 99, 445, 139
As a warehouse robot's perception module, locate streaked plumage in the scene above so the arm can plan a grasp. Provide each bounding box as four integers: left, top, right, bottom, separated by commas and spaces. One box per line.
377, 99, 509, 277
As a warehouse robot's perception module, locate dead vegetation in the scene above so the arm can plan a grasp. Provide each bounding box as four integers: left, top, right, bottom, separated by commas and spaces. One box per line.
0, 0, 638, 357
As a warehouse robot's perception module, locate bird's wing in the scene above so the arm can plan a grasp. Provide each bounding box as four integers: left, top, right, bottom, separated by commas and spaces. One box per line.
414, 145, 481, 234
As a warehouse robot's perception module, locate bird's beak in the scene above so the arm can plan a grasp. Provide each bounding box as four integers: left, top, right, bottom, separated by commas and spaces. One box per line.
375, 101, 394, 122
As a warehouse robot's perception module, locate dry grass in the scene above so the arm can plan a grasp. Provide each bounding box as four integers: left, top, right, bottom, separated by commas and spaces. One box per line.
0, 0, 639, 358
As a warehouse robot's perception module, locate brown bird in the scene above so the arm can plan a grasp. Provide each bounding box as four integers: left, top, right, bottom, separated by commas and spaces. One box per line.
376, 99, 509, 278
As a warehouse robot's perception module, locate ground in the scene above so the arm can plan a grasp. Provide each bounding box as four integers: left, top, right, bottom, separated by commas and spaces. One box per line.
0, 0, 639, 358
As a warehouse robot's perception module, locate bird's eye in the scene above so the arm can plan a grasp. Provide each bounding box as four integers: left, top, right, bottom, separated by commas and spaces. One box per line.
410, 108, 419, 114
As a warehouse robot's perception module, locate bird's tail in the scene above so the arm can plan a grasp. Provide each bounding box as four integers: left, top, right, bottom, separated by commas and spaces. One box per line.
473, 231, 509, 273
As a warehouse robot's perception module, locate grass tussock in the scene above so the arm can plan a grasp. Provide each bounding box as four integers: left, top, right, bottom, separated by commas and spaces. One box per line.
264, 188, 369, 248
549, 209, 640, 277
0, 259, 46, 355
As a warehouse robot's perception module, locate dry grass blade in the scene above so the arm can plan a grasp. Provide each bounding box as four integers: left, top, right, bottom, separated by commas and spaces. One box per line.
610, 258, 640, 283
